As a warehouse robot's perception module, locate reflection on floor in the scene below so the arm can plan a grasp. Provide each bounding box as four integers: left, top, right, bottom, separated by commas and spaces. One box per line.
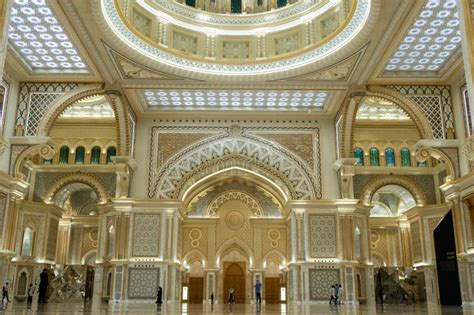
0, 301, 470, 314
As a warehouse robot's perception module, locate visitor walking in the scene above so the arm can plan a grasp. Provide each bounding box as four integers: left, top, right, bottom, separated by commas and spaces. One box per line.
337, 284, 343, 305
27, 283, 35, 304
329, 284, 336, 305
2, 282, 9, 303
38, 268, 48, 304
228, 288, 235, 304
255, 279, 262, 305
210, 292, 214, 304
156, 286, 163, 304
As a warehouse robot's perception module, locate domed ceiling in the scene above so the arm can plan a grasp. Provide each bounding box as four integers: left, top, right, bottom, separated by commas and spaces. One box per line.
95, 0, 377, 81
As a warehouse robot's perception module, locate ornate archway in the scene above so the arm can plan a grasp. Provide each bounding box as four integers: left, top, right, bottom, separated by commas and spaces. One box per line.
43, 173, 109, 205
340, 87, 434, 157
150, 135, 318, 200
360, 175, 427, 206
36, 84, 131, 156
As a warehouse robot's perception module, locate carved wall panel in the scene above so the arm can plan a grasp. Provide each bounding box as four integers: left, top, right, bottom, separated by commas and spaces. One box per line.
128, 268, 160, 298
215, 200, 254, 253
411, 221, 423, 263
182, 227, 208, 260
132, 213, 161, 257
309, 215, 337, 258
309, 269, 340, 300
46, 218, 59, 261
261, 227, 287, 258
81, 227, 98, 258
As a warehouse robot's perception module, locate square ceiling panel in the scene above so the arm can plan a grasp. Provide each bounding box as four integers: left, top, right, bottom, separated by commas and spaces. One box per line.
383, 0, 460, 76
141, 90, 330, 111
8, 0, 89, 74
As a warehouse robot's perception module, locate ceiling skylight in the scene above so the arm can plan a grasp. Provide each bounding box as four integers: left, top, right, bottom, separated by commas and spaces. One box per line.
385, 0, 460, 73
8, 0, 89, 73
356, 97, 411, 120
142, 90, 330, 111
60, 96, 114, 118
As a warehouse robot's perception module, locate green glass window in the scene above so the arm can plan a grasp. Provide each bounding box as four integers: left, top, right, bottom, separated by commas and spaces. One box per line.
354, 148, 364, 166
185, 0, 195, 7
75, 146, 85, 164
401, 148, 411, 167
106, 147, 116, 165
59, 146, 69, 164
231, 0, 242, 13
385, 148, 395, 166
369, 147, 379, 166
277, 0, 287, 7
91, 146, 101, 164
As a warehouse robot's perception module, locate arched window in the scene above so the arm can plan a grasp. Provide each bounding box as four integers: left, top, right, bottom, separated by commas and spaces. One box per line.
90, 146, 101, 165
385, 148, 395, 166
231, 0, 242, 13
106, 147, 116, 165
354, 227, 361, 260
75, 146, 85, 164
59, 146, 69, 164
107, 225, 115, 257
370, 147, 379, 166
21, 227, 35, 256
401, 148, 411, 167
17, 272, 27, 296
185, 0, 196, 7
354, 148, 364, 166
277, 0, 287, 7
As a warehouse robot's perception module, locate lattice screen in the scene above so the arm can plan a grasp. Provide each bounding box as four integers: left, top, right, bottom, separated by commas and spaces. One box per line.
15, 83, 78, 135
25, 93, 63, 136
409, 95, 444, 139
388, 85, 455, 139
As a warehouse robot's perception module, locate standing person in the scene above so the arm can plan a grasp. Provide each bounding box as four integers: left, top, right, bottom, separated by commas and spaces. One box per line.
2, 282, 9, 303
337, 284, 343, 305
38, 268, 49, 304
27, 283, 35, 304
329, 284, 336, 305
334, 283, 339, 305
228, 288, 235, 304
255, 280, 262, 305
156, 286, 163, 304
210, 292, 214, 304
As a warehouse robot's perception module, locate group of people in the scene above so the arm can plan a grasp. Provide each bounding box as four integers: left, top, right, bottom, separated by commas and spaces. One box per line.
1, 268, 49, 307
329, 283, 343, 305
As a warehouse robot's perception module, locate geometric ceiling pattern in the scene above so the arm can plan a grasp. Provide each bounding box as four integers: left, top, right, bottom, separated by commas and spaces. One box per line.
8, 0, 88, 73
356, 97, 411, 120
142, 90, 330, 111
384, 0, 461, 73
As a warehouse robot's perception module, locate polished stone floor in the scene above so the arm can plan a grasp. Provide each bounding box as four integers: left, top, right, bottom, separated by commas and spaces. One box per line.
0, 301, 472, 314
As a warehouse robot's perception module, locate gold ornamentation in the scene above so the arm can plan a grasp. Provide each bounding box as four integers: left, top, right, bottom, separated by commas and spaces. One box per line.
189, 228, 202, 248
225, 211, 244, 230
268, 229, 281, 248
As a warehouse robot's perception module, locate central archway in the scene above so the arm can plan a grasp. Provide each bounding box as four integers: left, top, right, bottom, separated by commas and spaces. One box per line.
223, 263, 245, 304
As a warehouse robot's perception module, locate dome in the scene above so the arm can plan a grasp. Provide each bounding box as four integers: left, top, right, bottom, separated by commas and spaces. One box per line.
95, 0, 378, 81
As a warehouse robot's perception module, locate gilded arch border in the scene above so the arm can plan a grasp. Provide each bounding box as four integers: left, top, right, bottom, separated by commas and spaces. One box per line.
43, 173, 109, 205
14, 144, 55, 179
36, 84, 130, 156
360, 175, 427, 207
151, 135, 318, 201
207, 190, 263, 217
340, 86, 434, 157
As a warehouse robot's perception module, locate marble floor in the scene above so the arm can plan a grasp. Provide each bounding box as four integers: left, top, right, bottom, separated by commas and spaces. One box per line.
0, 302, 472, 314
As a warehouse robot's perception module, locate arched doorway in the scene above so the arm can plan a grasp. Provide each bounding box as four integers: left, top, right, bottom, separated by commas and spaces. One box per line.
223, 263, 245, 304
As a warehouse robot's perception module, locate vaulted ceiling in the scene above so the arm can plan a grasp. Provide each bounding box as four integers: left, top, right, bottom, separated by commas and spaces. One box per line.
4, 0, 465, 116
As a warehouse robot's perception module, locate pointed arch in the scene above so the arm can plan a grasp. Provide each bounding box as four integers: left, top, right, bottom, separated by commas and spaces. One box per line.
43, 173, 109, 205
216, 237, 255, 268
151, 136, 317, 200
340, 87, 434, 157
36, 84, 130, 156
360, 175, 426, 206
